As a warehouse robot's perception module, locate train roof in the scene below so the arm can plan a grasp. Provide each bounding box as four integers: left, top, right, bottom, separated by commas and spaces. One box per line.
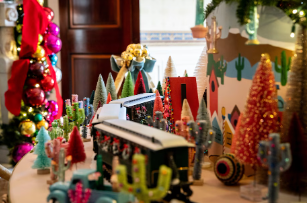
109, 93, 156, 107
94, 119, 194, 151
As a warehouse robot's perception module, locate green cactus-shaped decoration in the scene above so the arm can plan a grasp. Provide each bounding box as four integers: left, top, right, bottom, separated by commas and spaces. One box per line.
49, 121, 63, 140
62, 115, 73, 141
245, 5, 259, 45
274, 51, 291, 86
116, 154, 172, 203
216, 56, 227, 85
258, 133, 292, 203
51, 148, 72, 182
66, 103, 85, 129
96, 154, 104, 190
188, 120, 215, 181
146, 111, 167, 131
235, 53, 245, 81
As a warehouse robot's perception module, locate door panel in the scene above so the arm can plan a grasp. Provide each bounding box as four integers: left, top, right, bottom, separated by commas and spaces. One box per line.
60, 0, 139, 106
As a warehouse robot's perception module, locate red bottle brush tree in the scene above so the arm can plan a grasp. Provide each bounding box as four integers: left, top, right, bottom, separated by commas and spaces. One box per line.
234, 54, 279, 167
106, 92, 112, 104
134, 71, 146, 95
153, 90, 163, 118
67, 126, 86, 166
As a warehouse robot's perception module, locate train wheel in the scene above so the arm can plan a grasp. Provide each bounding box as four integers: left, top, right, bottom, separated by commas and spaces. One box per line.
214, 153, 244, 185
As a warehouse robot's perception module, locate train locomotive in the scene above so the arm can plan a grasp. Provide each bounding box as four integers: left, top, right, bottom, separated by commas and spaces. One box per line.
91, 103, 195, 202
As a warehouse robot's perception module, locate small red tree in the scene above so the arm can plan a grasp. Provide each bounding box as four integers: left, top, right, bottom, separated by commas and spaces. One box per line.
153, 90, 163, 118
134, 71, 146, 95
67, 126, 86, 166
234, 54, 279, 167
106, 92, 112, 104
230, 113, 242, 154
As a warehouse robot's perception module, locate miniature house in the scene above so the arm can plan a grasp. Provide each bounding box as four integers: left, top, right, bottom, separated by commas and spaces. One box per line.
230, 105, 240, 129
209, 67, 219, 116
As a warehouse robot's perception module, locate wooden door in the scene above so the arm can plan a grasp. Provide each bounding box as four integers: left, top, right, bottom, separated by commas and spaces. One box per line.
59, 0, 140, 103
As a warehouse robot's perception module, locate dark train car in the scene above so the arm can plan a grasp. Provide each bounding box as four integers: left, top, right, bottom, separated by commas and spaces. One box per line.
92, 119, 194, 187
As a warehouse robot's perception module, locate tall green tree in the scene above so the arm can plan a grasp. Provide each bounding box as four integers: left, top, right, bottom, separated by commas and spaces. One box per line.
156, 81, 163, 96
93, 74, 107, 111
106, 73, 117, 100
121, 72, 134, 98
89, 90, 95, 105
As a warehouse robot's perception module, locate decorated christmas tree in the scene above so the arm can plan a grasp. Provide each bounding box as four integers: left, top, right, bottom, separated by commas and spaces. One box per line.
32, 127, 51, 171
194, 46, 208, 102
162, 56, 177, 91
156, 81, 163, 96
106, 73, 117, 100
234, 54, 279, 167
89, 90, 95, 105
181, 99, 194, 121
93, 74, 107, 111
67, 126, 86, 166
106, 92, 112, 104
0, 0, 63, 164
153, 91, 163, 118
121, 72, 134, 98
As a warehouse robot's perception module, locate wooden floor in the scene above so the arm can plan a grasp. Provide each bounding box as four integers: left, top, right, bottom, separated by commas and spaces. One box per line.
9, 140, 306, 203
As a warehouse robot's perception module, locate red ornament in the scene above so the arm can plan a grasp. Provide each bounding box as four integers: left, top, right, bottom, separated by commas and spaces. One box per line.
28, 62, 45, 77
44, 7, 54, 21
25, 78, 40, 87
40, 74, 55, 91
23, 87, 45, 106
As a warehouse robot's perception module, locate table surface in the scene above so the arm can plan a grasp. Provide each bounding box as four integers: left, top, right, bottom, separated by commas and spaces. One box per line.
9, 140, 306, 203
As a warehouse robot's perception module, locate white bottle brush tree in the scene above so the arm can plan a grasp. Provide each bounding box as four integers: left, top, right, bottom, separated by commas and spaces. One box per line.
162, 56, 177, 92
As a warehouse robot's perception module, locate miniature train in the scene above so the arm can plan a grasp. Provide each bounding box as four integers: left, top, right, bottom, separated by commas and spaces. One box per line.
91, 103, 195, 202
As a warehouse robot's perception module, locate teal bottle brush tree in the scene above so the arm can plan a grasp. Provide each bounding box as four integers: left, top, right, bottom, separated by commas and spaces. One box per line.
245, 5, 259, 45
51, 148, 72, 182
32, 127, 51, 174
235, 53, 245, 81
188, 120, 215, 185
82, 97, 94, 141
274, 50, 291, 86
66, 102, 85, 129
258, 133, 292, 203
116, 154, 172, 203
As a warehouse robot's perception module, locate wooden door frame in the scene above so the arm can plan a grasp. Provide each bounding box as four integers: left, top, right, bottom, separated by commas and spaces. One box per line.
59, 0, 140, 105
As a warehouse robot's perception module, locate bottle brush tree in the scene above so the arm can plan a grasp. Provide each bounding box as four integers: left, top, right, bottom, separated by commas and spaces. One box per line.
121, 71, 134, 98
162, 56, 177, 91
32, 127, 51, 171
89, 90, 95, 105
106, 72, 117, 100
194, 46, 208, 102
67, 126, 86, 167
93, 74, 107, 111
156, 81, 163, 96
135, 74, 146, 95
181, 99, 194, 121
153, 91, 163, 118
106, 92, 112, 104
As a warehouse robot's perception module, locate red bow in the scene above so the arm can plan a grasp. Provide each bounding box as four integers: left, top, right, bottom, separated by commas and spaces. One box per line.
112, 138, 120, 144
135, 107, 140, 111
95, 131, 100, 138
102, 136, 110, 143
4, 0, 62, 118
142, 106, 147, 111
123, 144, 129, 149
134, 147, 140, 154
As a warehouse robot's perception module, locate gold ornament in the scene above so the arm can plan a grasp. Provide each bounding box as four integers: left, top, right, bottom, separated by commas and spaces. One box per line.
126, 47, 134, 54
37, 0, 44, 6
121, 51, 128, 60
38, 34, 43, 44
127, 44, 136, 50
32, 46, 45, 59
19, 119, 36, 135
142, 48, 149, 57
134, 49, 142, 57
126, 53, 134, 61
16, 24, 22, 33
36, 119, 49, 130
135, 43, 142, 49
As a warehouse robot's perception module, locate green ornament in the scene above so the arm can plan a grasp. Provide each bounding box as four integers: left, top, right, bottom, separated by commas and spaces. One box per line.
34, 113, 43, 122
17, 34, 22, 45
